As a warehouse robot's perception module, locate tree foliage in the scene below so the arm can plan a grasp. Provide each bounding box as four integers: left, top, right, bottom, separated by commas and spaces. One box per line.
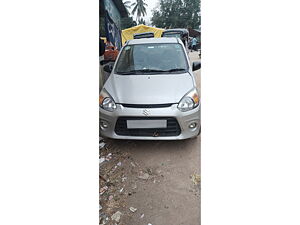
121, 16, 137, 29
131, 0, 148, 22
122, 0, 132, 14
138, 18, 146, 25
151, 0, 200, 29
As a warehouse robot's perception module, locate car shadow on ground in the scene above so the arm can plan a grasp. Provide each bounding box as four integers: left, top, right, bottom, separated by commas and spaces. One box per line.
105, 136, 200, 155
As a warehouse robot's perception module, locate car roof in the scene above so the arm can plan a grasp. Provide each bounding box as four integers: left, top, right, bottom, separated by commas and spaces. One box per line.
126, 37, 179, 45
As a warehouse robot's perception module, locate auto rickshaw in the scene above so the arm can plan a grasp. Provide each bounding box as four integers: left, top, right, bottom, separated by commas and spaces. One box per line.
133, 32, 155, 39
161, 29, 189, 50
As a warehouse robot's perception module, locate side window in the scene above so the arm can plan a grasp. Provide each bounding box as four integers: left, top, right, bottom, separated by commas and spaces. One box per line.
116, 46, 132, 72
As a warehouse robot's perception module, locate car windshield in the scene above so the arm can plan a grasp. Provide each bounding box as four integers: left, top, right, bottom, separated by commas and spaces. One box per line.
114, 43, 188, 75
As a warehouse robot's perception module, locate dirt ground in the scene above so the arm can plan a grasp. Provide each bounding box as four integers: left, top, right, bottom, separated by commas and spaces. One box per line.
100, 51, 201, 225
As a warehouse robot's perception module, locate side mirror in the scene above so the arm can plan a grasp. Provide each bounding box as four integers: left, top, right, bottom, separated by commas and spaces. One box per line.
100, 59, 114, 65
192, 61, 201, 71
103, 64, 113, 73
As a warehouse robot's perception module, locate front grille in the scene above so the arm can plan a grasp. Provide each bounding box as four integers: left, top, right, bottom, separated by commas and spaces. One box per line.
115, 117, 181, 137
121, 103, 173, 108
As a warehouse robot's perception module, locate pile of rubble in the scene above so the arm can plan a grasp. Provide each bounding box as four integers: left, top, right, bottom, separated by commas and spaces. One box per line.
99, 138, 155, 224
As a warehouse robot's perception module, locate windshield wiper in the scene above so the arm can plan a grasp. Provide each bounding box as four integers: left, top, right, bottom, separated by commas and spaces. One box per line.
117, 69, 164, 74
138, 68, 187, 73
134, 69, 165, 73
116, 68, 186, 75
117, 71, 137, 75
163, 68, 187, 72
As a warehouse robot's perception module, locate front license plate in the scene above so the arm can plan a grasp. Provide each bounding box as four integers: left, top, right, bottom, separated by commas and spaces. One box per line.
127, 120, 167, 129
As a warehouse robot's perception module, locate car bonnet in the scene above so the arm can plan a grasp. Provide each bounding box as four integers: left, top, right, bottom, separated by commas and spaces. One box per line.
103, 72, 195, 105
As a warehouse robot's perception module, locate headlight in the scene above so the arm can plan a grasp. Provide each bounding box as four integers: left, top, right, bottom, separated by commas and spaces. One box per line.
99, 89, 117, 112
178, 88, 199, 112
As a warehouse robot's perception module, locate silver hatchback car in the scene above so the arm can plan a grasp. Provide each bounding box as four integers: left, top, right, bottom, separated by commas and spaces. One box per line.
100, 37, 200, 140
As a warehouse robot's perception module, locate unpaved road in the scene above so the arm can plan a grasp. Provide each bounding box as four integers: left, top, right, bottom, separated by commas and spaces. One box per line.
104, 51, 201, 225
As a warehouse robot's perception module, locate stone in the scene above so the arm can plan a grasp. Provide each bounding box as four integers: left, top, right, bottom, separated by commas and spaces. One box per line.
129, 207, 137, 213
111, 211, 122, 222
138, 173, 149, 180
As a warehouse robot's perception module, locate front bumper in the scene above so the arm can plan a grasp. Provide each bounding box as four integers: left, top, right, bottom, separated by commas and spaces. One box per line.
100, 104, 200, 140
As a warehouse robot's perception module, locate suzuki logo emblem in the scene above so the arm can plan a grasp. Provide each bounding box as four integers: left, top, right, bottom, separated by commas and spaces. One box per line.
153, 131, 159, 137
143, 109, 150, 116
